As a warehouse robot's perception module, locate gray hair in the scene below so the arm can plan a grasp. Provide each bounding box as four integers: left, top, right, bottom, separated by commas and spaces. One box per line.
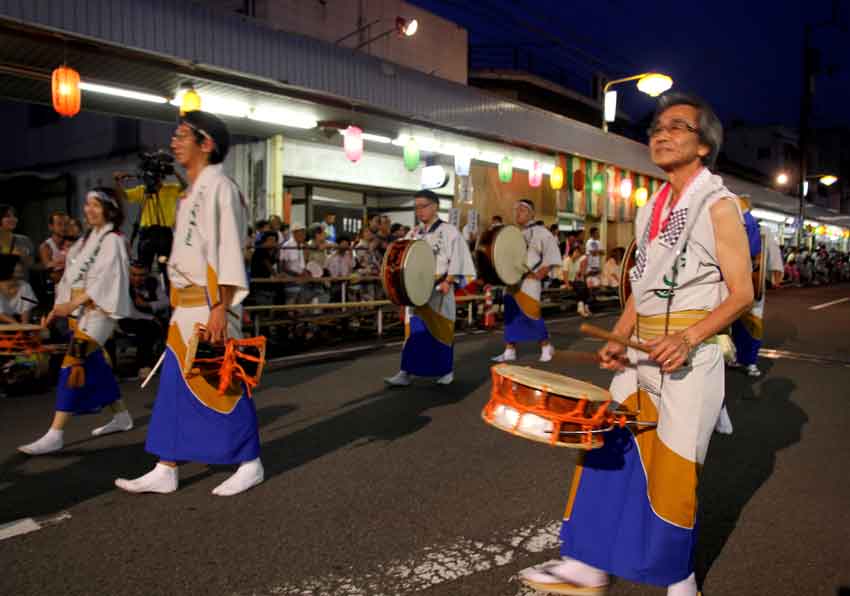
652, 92, 723, 168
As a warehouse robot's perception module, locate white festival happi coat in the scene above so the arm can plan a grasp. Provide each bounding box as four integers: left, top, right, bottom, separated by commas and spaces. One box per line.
619, 167, 743, 463
56, 223, 131, 345
168, 163, 249, 347
518, 223, 562, 303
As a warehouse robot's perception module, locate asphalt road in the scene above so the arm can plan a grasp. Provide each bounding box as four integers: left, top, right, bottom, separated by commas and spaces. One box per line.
1, 285, 849, 596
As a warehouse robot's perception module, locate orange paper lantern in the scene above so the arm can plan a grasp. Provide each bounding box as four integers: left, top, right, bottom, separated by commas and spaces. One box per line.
52, 66, 81, 117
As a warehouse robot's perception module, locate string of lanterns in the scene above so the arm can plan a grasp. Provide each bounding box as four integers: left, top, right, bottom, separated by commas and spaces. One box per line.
49, 64, 658, 217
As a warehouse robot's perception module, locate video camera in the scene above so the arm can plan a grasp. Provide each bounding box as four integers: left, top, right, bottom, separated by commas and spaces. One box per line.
137, 150, 175, 195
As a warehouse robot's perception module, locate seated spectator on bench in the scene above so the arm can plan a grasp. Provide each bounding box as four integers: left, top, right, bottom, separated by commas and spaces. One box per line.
0, 255, 38, 324
562, 245, 591, 318
601, 246, 624, 290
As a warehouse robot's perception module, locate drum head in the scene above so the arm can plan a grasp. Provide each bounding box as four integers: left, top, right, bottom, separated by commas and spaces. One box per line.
494, 364, 612, 402
401, 239, 437, 307
492, 225, 527, 286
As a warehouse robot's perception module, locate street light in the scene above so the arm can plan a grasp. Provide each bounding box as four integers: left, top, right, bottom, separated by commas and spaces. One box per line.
776, 171, 838, 189
602, 72, 673, 132
336, 17, 419, 50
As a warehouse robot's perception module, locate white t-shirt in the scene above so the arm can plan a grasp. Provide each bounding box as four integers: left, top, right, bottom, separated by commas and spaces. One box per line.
280, 237, 305, 276
585, 238, 601, 271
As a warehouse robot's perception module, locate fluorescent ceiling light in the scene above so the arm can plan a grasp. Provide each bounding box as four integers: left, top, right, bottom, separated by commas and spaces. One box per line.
750, 208, 788, 224
476, 151, 503, 164
362, 132, 392, 144
249, 106, 317, 129
79, 82, 168, 104
338, 129, 391, 144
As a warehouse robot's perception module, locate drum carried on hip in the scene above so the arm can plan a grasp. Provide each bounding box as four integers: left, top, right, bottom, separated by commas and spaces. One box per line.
381, 239, 437, 307
618, 238, 637, 309
482, 364, 640, 449
475, 224, 527, 286
184, 324, 267, 397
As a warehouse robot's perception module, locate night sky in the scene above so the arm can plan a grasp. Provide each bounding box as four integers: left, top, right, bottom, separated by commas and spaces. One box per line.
410, 0, 850, 131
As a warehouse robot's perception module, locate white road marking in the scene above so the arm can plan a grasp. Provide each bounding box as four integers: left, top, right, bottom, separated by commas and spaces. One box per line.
809, 297, 850, 311
0, 511, 71, 541
254, 520, 561, 596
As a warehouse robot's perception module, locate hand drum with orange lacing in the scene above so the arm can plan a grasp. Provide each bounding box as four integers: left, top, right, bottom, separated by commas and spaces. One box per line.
183, 324, 267, 397
0, 324, 51, 386
482, 364, 639, 449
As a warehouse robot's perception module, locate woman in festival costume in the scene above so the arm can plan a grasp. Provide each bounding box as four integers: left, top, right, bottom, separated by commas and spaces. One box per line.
18, 188, 133, 455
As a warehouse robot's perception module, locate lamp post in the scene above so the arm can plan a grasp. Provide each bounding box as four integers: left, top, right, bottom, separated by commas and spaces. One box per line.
601, 72, 673, 133
598, 72, 672, 253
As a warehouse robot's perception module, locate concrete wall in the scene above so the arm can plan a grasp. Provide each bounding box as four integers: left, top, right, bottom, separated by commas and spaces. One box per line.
254, 0, 468, 84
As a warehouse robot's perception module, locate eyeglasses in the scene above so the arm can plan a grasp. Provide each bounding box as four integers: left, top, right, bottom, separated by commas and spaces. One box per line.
414, 202, 435, 211
647, 119, 699, 138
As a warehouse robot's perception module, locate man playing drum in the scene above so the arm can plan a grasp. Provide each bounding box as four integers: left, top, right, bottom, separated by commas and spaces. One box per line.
492, 199, 562, 363
384, 190, 475, 387
116, 111, 263, 497
519, 93, 753, 596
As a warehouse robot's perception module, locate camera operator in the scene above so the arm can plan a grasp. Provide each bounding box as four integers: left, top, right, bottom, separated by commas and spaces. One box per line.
113, 151, 187, 269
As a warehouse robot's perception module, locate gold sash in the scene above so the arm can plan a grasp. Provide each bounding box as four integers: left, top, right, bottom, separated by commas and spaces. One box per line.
170, 285, 208, 308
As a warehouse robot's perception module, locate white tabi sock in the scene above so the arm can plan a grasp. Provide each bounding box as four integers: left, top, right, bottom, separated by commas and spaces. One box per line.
491, 347, 516, 362
667, 572, 698, 596
114, 463, 178, 494
212, 458, 264, 496
714, 405, 734, 435
519, 557, 608, 588
91, 411, 134, 437
18, 428, 64, 455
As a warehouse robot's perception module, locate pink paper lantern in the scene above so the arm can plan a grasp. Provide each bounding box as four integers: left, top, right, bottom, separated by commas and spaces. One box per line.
343, 125, 363, 163
528, 160, 543, 187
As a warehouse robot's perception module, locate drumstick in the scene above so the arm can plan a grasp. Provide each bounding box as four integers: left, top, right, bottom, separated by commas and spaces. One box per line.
579, 323, 650, 353
141, 351, 166, 389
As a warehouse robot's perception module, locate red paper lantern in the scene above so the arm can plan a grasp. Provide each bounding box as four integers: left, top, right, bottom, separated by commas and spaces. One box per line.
52, 66, 81, 117
343, 125, 363, 163
573, 170, 585, 191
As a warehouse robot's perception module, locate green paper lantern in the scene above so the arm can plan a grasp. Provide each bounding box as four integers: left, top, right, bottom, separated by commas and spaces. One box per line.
591, 172, 605, 194
498, 156, 513, 183
403, 138, 420, 171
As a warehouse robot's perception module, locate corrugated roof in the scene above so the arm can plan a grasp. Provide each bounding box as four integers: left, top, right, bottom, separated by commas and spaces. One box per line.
0, 0, 846, 226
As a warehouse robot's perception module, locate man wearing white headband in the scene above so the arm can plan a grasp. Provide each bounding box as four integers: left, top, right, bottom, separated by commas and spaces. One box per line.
116, 111, 263, 497
492, 199, 561, 363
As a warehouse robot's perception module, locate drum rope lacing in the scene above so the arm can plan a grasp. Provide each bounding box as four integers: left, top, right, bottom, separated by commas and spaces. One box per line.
485, 372, 630, 448
191, 336, 266, 397
0, 330, 44, 355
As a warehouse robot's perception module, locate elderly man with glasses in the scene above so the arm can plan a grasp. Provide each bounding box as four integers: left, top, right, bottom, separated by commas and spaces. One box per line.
520, 92, 754, 596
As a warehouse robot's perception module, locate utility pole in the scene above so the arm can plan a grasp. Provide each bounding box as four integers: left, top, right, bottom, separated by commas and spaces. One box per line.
797, 26, 813, 248
797, 0, 844, 247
